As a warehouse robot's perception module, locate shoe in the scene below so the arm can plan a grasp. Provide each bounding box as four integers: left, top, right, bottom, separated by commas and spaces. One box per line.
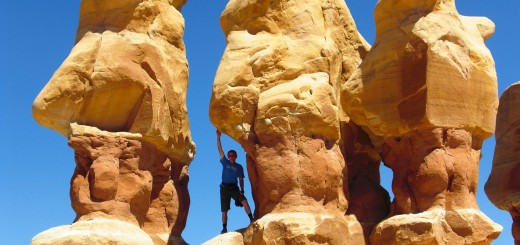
221, 228, 227, 234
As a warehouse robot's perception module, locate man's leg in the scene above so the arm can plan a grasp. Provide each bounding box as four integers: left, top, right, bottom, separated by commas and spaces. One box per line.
220, 187, 231, 234
242, 199, 254, 222
221, 211, 228, 234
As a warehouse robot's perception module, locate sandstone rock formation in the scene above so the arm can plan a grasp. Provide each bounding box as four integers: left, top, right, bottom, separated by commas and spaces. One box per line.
202, 230, 245, 245
209, 0, 389, 243
243, 212, 364, 244
341, 0, 502, 243
31, 218, 155, 245
32, 0, 194, 163
32, 0, 194, 244
370, 209, 501, 245
485, 81, 520, 244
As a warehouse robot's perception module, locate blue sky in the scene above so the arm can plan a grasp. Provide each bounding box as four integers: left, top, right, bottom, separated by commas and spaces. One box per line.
1, 1, 518, 244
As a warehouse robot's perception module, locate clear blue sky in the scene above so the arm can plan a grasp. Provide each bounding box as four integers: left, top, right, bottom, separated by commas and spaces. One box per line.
0, 1, 518, 244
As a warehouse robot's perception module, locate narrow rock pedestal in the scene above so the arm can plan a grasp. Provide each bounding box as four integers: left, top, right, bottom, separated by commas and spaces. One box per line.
32, 124, 189, 245
374, 128, 501, 244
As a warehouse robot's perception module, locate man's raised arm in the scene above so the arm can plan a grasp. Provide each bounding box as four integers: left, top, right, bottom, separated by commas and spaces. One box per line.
216, 129, 225, 159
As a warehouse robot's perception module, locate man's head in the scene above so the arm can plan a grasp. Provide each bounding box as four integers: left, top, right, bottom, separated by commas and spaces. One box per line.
227, 150, 237, 163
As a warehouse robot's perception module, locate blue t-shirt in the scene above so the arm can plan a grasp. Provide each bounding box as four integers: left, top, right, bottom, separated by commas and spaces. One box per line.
220, 157, 244, 184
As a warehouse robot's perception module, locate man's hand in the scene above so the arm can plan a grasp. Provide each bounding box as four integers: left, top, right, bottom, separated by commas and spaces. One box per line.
216, 129, 221, 138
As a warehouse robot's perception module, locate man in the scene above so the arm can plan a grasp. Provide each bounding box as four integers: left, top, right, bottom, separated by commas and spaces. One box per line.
216, 129, 253, 234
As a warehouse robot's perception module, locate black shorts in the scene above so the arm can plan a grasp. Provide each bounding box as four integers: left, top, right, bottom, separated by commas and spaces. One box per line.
220, 183, 246, 212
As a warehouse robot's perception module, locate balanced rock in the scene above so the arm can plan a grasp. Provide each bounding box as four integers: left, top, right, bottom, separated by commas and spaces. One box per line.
32, 0, 194, 244
32, 0, 194, 163
209, 0, 388, 243
342, 0, 497, 140
341, 0, 501, 243
485, 81, 520, 243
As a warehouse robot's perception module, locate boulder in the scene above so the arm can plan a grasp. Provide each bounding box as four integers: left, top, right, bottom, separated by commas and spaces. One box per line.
32, 0, 195, 163
342, 0, 498, 143
31, 218, 154, 245
211, 0, 370, 143
243, 213, 365, 244
371, 209, 501, 245
203, 230, 245, 245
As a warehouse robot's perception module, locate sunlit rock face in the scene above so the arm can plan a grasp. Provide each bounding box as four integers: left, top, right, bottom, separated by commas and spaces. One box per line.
342, 0, 497, 140
32, 0, 194, 244
485, 82, 520, 244
31, 219, 155, 245
370, 209, 501, 245
202, 230, 245, 245
341, 0, 501, 243
32, 0, 194, 163
209, 0, 389, 243
66, 125, 190, 244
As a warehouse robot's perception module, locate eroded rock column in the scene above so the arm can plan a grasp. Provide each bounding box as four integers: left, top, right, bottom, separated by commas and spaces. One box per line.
31, 0, 194, 244
485, 82, 520, 244
68, 125, 189, 244
209, 0, 389, 243
341, 0, 501, 244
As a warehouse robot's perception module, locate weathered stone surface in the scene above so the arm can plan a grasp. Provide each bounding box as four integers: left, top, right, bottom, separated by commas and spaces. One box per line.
32, 0, 195, 163
244, 213, 365, 244
32, 1, 194, 244
383, 128, 482, 213
211, 0, 370, 143
371, 210, 501, 245
248, 72, 347, 216
485, 81, 520, 243
31, 218, 154, 245
203, 230, 245, 245
341, 0, 498, 144
68, 124, 189, 244
372, 128, 503, 244
340, 0, 501, 243
209, 0, 388, 242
